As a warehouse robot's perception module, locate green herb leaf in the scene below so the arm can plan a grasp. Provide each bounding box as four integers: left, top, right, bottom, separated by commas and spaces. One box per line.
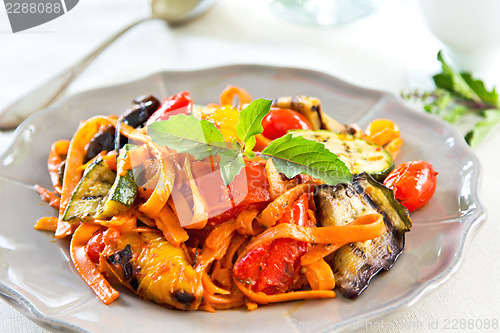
404, 50, 500, 148
236, 99, 272, 155
461, 73, 499, 108
465, 109, 500, 147
260, 134, 352, 185
147, 115, 233, 160
219, 150, 245, 186
443, 105, 467, 124
434, 51, 482, 103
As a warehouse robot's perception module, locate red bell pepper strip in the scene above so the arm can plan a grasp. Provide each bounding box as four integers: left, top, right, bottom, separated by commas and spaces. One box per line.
233, 193, 313, 294
145, 91, 193, 125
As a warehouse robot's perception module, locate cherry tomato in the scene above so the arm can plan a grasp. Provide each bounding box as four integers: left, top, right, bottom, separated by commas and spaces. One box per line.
145, 91, 193, 125
86, 231, 105, 263
383, 160, 438, 212
261, 108, 313, 140
364, 119, 400, 147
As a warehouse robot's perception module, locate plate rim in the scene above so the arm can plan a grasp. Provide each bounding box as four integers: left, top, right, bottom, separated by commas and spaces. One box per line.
0, 64, 487, 333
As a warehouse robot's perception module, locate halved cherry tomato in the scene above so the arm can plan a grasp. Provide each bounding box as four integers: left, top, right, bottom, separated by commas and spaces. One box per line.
86, 231, 105, 263
261, 108, 313, 140
146, 91, 193, 125
383, 160, 438, 212
233, 193, 313, 294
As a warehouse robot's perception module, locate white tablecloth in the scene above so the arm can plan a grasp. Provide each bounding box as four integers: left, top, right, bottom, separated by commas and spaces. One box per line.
1, 0, 499, 332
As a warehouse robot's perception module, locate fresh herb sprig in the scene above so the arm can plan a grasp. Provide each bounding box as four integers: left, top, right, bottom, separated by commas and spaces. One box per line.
402, 51, 500, 147
148, 99, 351, 186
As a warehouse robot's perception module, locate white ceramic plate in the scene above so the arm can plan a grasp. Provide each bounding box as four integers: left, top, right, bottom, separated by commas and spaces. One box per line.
0, 65, 486, 333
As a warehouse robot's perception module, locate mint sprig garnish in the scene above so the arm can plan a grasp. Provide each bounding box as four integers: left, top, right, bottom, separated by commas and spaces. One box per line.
261, 134, 352, 185
236, 98, 272, 157
402, 50, 500, 147
147, 98, 351, 186
148, 115, 230, 160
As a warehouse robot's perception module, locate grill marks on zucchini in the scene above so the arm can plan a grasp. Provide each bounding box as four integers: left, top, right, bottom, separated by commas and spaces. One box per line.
62, 158, 116, 222
95, 145, 138, 219
62, 145, 139, 222
315, 173, 412, 298
291, 130, 394, 181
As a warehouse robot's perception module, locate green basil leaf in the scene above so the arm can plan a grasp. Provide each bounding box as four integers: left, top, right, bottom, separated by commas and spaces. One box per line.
236, 98, 272, 154
219, 150, 245, 186
261, 134, 352, 185
461, 73, 499, 107
443, 105, 467, 124
147, 115, 232, 160
434, 51, 482, 103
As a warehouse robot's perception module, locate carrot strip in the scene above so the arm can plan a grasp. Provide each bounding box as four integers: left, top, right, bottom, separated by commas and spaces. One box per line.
195, 221, 237, 274
70, 223, 119, 305
34, 184, 60, 209
210, 263, 233, 290
234, 279, 336, 304
93, 211, 137, 233
220, 233, 247, 269
299, 215, 372, 266
56, 116, 117, 238
48, 140, 70, 194
243, 213, 385, 258
257, 183, 316, 229
34, 216, 58, 232
155, 204, 189, 247
219, 85, 253, 107
202, 287, 246, 310
202, 271, 231, 295
130, 209, 156, 227
235, 209, 261, 236
304, 259, 336, 290
300, 243, 342, 267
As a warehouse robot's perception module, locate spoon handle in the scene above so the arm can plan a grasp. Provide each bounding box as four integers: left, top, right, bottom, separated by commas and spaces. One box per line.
0, 17, 149, 131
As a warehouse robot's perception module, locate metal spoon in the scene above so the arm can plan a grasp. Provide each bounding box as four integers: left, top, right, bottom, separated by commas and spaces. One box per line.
0, 0, 217, 130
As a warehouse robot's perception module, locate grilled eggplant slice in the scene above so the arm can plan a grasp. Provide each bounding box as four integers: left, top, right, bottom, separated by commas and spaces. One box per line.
102, 231, 202, 310
272, 95, 348, 132
315, 173, 412, 298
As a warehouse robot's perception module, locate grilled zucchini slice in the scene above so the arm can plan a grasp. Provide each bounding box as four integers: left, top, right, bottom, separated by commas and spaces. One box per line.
95, 144, 138, 219
291, 130, 394, 181
62, 158, 116, 222
315, 173, 412, 298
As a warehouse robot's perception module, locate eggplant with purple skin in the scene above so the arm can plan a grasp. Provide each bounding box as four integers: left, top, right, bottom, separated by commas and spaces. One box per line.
314, 173, 412, 298
272, 95, 361, 135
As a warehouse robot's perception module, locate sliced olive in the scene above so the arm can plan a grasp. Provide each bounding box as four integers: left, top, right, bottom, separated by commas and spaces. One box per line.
85, 127, 126, 163
122, 95, 160, 128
